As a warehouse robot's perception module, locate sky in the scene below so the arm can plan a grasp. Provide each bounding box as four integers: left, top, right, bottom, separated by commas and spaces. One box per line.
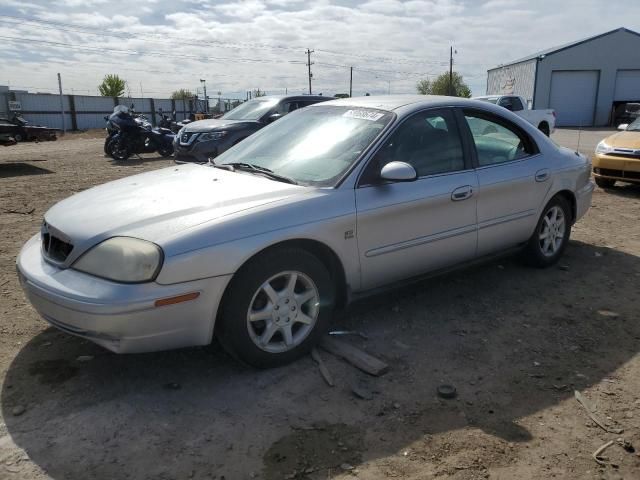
0, 0, 639, 100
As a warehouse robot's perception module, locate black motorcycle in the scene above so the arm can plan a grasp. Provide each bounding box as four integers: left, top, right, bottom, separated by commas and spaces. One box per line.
107, 109, 174, 161
103, 106, 152, 155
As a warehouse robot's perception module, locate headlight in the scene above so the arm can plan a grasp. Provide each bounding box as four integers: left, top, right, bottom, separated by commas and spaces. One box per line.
595, 141, 613, 154
198, 131, 228, 142
73, 237, 163, 283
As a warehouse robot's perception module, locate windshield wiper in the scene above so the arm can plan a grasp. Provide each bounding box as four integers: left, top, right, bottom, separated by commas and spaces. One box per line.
214, 162, 298, 185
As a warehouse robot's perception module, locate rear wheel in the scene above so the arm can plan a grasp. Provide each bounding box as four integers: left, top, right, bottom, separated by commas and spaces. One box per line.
158, 145, 174, 157
538, 122, 550, 136
522, 195, 571, 267
13, 133, 22, 142
217, 247, 335, 368
595, 177, 615, 189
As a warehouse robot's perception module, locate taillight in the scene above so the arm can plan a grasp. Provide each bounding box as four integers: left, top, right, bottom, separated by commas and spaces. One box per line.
552, 111, 557, 118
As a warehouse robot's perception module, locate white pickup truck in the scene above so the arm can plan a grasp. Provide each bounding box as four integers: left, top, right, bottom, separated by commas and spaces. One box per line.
474, 95, 556, 136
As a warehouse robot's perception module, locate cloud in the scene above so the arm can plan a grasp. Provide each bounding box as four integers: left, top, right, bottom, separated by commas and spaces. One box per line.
0, 0, 639, 98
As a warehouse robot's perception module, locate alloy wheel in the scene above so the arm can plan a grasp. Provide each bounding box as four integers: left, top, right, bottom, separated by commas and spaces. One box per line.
538, 205, 566, 257
246, 271, 320, 353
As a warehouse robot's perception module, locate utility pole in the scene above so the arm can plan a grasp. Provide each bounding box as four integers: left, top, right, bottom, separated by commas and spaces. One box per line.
349, 66, 353, 97
200, 79, 207, 113
306, 48, 314, 95
449, 46, 457, 96
57, 73, 65, 135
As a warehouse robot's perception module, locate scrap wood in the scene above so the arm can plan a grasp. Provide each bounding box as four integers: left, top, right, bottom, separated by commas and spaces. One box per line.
1, 207, 35, 215
575, 390, 624, 434
310, 348, 334, 387
320, 336, 388, 376
592, 440, 615, 466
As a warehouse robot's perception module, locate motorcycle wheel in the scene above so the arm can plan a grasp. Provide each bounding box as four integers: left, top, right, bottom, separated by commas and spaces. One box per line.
103, 137, 112, 155
158, 146, 174, 158
109, 139, 131, 161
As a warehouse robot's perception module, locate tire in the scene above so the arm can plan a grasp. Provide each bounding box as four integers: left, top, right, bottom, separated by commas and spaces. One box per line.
158, 145, 174, 158
103, 136, 113, 155
13, 133, 22, 143
217, 247, 335, 368
538, 122, 550, 137
522, 195, 572, 268
109, 138, 131, 161
595, 177, 615, 189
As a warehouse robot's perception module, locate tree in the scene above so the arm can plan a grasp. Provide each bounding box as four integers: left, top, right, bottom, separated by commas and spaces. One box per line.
171, 89, 195, 100
98, 74, 126, 97
416, 71, 471, 98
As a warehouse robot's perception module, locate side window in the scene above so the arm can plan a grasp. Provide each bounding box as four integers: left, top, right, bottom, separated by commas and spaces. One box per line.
370, 109, 465, 178
464, 111, 535, 167
511, 97, 524, 111
276, 101, 299, 115
498, 97, 513, 110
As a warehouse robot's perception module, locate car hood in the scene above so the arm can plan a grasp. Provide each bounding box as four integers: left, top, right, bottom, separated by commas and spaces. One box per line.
184, 118, 261, 132
605, 131, 640, 148
44, 164, 306, 261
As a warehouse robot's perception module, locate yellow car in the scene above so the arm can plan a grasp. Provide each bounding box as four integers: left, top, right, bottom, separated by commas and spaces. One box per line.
593, 118, 640, 188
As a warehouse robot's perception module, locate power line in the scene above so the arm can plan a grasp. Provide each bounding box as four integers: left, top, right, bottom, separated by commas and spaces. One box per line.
0, 15, 458, 68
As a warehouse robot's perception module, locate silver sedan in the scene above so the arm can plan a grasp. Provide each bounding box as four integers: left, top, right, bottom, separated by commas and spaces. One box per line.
16, 96, 594, 367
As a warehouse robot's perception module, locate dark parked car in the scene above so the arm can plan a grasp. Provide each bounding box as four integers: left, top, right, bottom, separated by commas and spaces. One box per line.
173, 95, 331, 163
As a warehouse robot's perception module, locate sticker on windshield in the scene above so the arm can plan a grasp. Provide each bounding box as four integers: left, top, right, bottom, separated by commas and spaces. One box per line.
342, 109, 385, 121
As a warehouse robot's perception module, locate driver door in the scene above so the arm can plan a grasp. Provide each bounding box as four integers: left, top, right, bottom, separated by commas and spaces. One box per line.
355, 108, 478, 290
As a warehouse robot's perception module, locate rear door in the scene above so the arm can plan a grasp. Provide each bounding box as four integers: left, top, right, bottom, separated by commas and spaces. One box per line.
461, 109, 550, 256
355, 108, 478, 290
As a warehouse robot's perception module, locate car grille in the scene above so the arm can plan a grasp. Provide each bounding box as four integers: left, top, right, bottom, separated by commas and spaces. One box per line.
41, 228, 73, 262
595, 167, 640, 181
606, 149, 640, 159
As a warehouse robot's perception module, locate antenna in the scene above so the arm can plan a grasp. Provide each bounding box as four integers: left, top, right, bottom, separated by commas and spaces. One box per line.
576, 122, 582, 154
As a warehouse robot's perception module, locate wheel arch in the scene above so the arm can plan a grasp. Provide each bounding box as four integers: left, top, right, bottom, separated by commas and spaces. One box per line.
214, 238, 349, 335
554, 189, 577, 224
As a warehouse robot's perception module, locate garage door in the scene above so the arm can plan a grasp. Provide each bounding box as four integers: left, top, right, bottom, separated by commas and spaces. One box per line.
549, 70, 599, 127
614, 70, 640, 100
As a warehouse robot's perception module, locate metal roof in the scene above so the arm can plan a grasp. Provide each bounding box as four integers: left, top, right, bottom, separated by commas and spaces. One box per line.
488, 27, 640, 71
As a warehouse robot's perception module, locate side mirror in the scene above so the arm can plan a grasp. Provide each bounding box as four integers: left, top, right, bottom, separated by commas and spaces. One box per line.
618, 123, 629, 131
380, 161, 417, 182
267, 113, 282, 123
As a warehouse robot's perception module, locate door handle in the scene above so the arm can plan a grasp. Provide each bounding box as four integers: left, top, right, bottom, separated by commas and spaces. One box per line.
451, 185, 473, 201
535, 169, 550, 182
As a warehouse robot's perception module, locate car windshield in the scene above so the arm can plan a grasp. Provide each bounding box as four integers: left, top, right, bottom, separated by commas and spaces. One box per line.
214, 105, 394, 186
626, 118, 640, 131
221, 98, 279, 121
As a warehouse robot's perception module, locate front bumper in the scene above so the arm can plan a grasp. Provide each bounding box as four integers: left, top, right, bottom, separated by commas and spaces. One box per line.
593, 153, 640, 184
173, 137, 234, 164
16, 234, 232, 353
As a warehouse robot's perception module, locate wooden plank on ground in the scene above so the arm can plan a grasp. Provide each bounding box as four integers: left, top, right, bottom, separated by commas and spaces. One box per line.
319, 336, 389, 376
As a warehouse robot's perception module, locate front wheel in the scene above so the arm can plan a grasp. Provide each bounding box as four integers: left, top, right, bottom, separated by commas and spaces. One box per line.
109, 138, 131, 161
217, 247, 335, 368
595, 177, 615, 189
522, 195, 571, 267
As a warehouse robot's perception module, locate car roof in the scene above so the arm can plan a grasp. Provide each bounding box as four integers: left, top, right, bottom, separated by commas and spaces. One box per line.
253, 95, 332, 102
311, 95, 504, 112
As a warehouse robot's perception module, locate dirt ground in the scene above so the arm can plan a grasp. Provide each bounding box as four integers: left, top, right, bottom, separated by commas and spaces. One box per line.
0, 129, 639, 480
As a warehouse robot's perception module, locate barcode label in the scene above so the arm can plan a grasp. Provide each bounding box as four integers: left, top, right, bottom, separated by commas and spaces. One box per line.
342, 109, 385, 121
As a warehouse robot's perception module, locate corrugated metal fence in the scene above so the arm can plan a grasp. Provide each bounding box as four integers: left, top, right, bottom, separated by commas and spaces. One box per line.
0, 91, 209, 130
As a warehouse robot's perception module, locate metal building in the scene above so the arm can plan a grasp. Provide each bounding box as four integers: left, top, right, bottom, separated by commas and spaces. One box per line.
486, 28, 640, 127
